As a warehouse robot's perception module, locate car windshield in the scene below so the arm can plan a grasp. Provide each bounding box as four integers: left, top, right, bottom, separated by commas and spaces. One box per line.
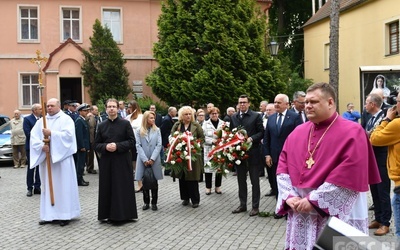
0, 122, 11, 135
0, 116, 10, 126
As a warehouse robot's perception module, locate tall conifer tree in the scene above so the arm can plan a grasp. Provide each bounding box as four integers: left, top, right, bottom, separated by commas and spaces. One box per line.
147, 0, 286, 111
81, 19, 130, 104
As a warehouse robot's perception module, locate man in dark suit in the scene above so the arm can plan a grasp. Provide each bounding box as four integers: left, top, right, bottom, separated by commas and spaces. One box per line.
64, 100, 79, 121
160, 106, 177, 175
230, 95, 264, 217
23, 103, 42, 197
264, 94, 302, 218
364, 93, 391, 236
150, 104, 163, 127
75, 104, 91, 186
362, 88, 391, 129
291, 91, 307, 123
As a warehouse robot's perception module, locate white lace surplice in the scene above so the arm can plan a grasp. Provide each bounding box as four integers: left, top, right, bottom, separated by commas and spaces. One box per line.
276, 173, 368, 250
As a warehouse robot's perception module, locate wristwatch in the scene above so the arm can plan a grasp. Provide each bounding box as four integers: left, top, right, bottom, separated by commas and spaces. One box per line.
384, 117, 392, 122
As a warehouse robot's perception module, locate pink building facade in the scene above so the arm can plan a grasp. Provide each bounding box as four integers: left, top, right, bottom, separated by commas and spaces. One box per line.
0, 0, 271, 117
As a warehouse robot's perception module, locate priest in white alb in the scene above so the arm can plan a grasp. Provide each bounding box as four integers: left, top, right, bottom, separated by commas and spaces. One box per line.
30, 98, 80, 226
275, 83, 380, 250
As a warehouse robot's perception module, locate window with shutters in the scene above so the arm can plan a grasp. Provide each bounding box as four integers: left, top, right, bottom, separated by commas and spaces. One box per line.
389, 21, 399, 55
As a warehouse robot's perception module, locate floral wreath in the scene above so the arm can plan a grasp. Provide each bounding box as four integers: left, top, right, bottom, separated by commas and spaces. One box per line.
164, 131, 202, 176
206, 126, 252, 177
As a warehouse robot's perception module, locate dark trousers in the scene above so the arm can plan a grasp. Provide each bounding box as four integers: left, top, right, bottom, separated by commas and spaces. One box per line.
143, 186, 159, 205
75, 151, 87, 183
86, 144, 95, 172
179, 177, 200, 204
26, 150, 41, 191
205, 172, 222, 189
266, 162, 278, 198
371, 166, 392, 226
236, 162, 260, 209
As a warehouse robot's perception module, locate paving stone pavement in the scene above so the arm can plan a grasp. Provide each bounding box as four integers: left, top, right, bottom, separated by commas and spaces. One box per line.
0, 162, 397, 250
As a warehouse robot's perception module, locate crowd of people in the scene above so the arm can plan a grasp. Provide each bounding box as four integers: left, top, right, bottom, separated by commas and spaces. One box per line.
4, 80, 400, 248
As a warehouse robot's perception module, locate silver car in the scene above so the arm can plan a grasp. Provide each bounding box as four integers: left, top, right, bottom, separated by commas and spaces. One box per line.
0, 115, 12, 162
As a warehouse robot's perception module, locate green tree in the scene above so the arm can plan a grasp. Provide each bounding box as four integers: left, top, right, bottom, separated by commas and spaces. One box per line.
269, 0, 312, 77
147, 0, 286, 112
81, 19, 130, 105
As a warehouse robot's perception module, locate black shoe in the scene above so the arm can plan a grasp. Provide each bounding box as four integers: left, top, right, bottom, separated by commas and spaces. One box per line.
27, 190, 33, 197
78, 181, 89, 186
192, 203, 199, 208
142, 204, 150, 210
59, 220, 70, 226
164, 170, 171, 176
33, 188, 41, 194
369, 204, 375, 211
88, 170, 97, 174
39, 220, 51, 225
151, 204, 158, 211
249, 208, 259, 217
265, 190, 276, 197
232, 206, 247, 214
135, 187, 143, 193
182, 200, 189, 206
274, 213, 284, 219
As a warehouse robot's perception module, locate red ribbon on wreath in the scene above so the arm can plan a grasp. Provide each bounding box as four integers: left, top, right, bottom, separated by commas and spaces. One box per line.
207, 132, 245, 159
165, 131, 193, 171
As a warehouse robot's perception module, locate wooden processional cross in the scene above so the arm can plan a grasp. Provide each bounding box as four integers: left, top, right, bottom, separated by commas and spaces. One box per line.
30, 50, 55, 206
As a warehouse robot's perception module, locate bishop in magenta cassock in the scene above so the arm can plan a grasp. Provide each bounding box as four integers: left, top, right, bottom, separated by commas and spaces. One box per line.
275, 83, 380, 250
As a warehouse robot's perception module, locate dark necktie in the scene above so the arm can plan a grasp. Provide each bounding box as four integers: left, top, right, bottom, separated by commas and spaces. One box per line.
367, 116, 375, 131
277, 113, 283, 132
299, 111, 303, 122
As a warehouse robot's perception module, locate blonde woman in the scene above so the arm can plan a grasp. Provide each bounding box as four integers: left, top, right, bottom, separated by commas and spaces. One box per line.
170, 106, 205, 208
135, 111, 163, 211
126, 100, 143, 192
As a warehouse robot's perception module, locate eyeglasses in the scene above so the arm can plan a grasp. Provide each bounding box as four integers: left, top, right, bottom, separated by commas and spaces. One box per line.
238, 102, 248, 104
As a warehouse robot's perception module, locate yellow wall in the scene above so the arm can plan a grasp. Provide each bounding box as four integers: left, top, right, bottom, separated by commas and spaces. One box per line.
304, 0, 400, 113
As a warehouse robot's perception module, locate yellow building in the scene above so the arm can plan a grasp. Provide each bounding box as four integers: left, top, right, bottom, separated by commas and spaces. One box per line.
303, 0, 400, 114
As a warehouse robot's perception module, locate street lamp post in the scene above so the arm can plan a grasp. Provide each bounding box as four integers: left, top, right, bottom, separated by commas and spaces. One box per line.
268, 40, 279, 56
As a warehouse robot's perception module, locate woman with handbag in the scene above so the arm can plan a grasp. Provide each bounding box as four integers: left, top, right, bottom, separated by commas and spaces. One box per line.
134, 111, 163, 211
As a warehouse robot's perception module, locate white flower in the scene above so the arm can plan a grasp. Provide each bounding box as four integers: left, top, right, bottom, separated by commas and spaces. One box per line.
236, 145, 241, 151
183, 151, 188, 156
235, 160, 241, 165
228, 154, 234, 161
173, 131, 180, 136
185, 156, 190, 160
176, 143, 182, 150
171, 161, 176, 165
229, 134, 234, 138
206, 162, 211, 166
224, 169, 229, 174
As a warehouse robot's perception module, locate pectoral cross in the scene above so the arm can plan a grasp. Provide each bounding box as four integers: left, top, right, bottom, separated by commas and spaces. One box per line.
306, 157, 314, 169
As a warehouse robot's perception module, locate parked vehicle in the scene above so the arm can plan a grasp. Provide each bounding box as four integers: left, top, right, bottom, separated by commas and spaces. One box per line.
0, 115, 12, 162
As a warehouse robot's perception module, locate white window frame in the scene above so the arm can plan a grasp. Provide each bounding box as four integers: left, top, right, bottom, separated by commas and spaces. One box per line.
17, 4, 40, 43
101, 7, 123, 44
324, 42, 330, 70
60, 6, 82, 43
20, 73, 40, 108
